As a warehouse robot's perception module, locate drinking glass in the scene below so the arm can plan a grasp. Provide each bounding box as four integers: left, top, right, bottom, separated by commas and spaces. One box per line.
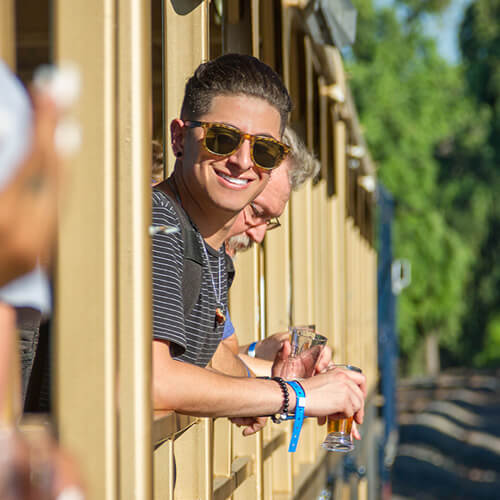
321, 364, 362, 452
281, 326, 327, 379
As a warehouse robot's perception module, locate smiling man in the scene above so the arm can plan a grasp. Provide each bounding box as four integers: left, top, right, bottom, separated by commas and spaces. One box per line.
151, 54, 366, 437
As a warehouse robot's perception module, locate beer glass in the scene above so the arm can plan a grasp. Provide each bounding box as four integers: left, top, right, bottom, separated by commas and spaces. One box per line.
281, 326, 327, 379
321, 364, 362, 452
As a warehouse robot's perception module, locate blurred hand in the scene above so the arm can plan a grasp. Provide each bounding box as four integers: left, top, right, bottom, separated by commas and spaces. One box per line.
352, 421, 361, 441
271, 340, 325, 379
230, 416, 268, 436
0, 90, 61, 286
254, 331, 289, 361
314, 344, 332, 374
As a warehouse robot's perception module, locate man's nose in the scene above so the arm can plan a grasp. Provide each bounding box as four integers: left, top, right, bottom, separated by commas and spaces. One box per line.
246, 223, 267, 243
227, 138, 254, 171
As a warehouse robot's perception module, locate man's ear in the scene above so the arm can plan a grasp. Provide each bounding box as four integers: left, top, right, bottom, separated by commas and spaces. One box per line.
170, 119, 184, 158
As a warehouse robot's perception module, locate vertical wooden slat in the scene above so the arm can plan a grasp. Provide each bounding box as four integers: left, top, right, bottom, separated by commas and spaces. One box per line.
163, 0, 209, 173
154, 441, 174, 500
175, 420, 213, 500
251, 0, 260, 57
117, 0, 153, 498
0, 0, 16, 69
333, 118, 347, 362
53, 1, 118, 498
259, 0, 276, 69
230, 245, 263, 500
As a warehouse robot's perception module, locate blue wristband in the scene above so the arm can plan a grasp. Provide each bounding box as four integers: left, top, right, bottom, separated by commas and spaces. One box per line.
247, 341, 257, 358
286, 381, 306, 453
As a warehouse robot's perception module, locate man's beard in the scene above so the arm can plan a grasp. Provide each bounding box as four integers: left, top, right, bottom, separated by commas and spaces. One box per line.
226, 233, 254, 254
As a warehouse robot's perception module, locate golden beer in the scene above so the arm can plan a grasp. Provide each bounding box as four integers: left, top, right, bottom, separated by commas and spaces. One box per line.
321, 364, 361, 452
327, 416, 353, 435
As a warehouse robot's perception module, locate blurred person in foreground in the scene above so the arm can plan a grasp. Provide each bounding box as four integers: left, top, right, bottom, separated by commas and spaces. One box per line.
0, 61, 84, 499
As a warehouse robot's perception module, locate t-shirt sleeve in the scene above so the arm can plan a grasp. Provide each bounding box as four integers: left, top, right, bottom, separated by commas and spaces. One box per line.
152, 192, 187, 358
221, 308, 235, 340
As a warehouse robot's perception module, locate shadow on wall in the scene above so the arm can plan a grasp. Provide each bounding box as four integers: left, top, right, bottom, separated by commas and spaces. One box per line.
393, 371, 500, 500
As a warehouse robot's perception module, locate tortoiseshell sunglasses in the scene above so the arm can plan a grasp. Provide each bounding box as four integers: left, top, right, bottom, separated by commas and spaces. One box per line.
184, 120, 289, 170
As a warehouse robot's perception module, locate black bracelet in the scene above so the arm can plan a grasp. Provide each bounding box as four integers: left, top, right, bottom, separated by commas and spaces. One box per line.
271, 377, 289, 424
256, 376, 289, 423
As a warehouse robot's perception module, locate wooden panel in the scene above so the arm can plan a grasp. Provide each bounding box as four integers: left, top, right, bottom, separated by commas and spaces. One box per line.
0, 0, 15, 69
230, 245, 260, 345
163, 0, 209, 173
154, 440, 175, 500
265, 204, 291, 334
333, 118, 347, 362
290, 185, 314, 326
174, 419, 213, 500
251, 0, 260, 57
117, 0, 153, 498
53, 1, 118, 499
230, 245, 262, 499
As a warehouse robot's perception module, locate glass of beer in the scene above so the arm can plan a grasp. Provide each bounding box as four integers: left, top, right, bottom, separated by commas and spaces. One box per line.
321, 364, 362, 452
281, 326, 327, 379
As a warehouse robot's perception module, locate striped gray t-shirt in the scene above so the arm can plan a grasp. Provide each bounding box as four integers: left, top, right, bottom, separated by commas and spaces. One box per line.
152, 190, 228, 367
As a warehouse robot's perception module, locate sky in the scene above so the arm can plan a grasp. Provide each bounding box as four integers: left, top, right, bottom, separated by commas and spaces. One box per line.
375, 0, 473, 64
422, 0, 472, 63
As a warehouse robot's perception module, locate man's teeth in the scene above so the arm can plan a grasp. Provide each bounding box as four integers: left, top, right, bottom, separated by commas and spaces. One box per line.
219, 173, 249, 186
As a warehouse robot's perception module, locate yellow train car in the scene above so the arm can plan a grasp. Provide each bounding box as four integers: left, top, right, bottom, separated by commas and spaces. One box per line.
1, 1, 378, 498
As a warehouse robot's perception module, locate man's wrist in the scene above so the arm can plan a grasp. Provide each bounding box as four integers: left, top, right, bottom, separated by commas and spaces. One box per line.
247, 341, 258, 358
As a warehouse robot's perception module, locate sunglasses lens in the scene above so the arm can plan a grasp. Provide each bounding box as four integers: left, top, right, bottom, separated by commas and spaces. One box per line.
205, 125, 241, 155
253, 139, 285, 169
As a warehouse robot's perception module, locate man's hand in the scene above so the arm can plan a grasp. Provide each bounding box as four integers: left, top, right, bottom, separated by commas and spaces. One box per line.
271, 339, 329, 379
244, 331, 290, 361
300, 366, 367, 425
229, 416, 268, 436
314, 344, 333, 374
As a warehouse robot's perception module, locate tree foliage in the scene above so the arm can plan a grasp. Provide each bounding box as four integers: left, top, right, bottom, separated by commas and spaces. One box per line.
451, 0, 500, 367
349, 0, 482, 370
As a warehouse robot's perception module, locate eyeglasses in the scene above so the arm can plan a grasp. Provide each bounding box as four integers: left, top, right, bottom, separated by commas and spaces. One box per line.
249, 202, 281, 231
184, 120, 289, 171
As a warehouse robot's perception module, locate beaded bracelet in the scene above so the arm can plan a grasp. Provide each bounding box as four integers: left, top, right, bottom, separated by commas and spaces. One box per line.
257, 376, 289, 424
270, 377, 289, 424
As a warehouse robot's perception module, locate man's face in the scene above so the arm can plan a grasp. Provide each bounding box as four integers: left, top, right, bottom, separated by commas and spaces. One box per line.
227, 160, 292, 253
176, 94, 282, 216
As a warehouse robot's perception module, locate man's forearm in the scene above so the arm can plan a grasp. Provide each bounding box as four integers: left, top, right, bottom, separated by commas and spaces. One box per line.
153, 353, 290, 417
238, 353, 272, 377
210, 341, 250, 377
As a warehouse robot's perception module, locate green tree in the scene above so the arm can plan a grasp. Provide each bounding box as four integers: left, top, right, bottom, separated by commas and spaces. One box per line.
349, 0, 478, 372
448, 0, 500, 367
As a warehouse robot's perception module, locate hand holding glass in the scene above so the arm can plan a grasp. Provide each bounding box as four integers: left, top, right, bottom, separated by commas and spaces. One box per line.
281, 326, 327, 380
321, 364, 363, 452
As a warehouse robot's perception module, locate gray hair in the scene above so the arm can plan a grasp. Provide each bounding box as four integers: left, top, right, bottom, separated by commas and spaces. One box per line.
283, 127, 320, 190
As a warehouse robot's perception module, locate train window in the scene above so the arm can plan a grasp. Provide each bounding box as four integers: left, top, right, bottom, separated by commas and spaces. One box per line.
327, 105, 336, 197
289, 23, 307, 136
209, 0, 224, 58
152, 0, 163, 161
312, 68, 321, 178
259, 0, 283, 77
16, 0, 51, 84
